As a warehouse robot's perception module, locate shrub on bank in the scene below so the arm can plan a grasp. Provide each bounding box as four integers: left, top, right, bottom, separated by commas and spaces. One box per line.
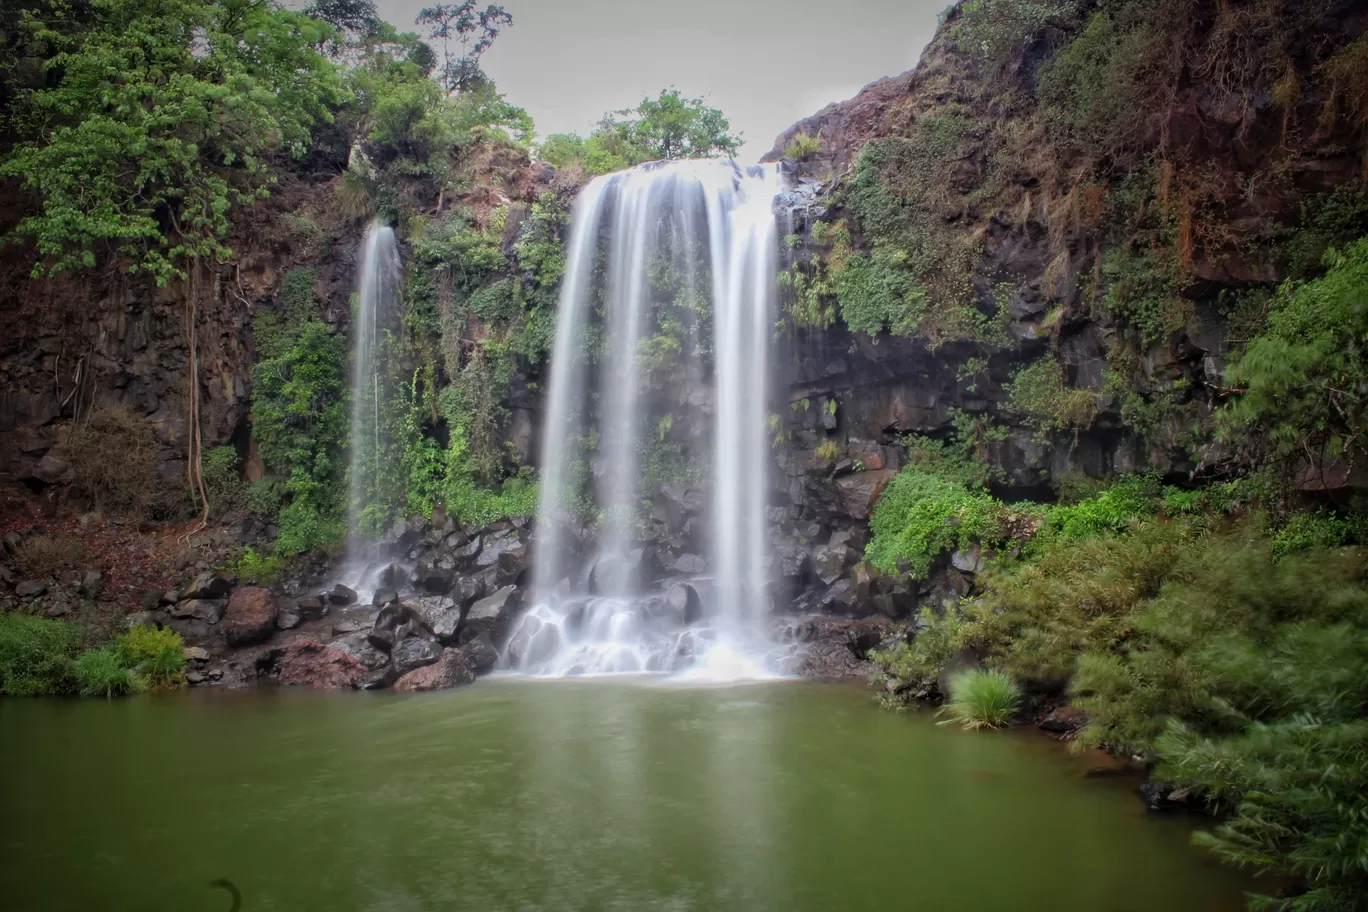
74, 647, 145, 698
938, 668, 1021, 730
0, 613, 82, 696
0, 615, 186, 698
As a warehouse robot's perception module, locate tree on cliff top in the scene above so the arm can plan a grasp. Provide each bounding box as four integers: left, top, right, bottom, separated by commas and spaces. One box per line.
0, 0, 341, 284
539, 89, 741, 175
415, 2, 512, 95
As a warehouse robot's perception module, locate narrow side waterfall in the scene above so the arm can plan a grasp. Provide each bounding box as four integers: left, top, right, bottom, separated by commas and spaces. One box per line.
347, 221, 402, 560
506, 160, 786, 677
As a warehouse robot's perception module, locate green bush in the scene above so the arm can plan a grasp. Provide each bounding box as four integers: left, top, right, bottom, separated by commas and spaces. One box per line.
938, 668, 1022, 730
74, 647, 145, 698
783, 130, 821, 160
0, 614, 83, 696
114, 626, 186, 689
1039, 474, 1162, 542
865, 467, 1007, 578
871, 607, 968, 706
229, 546, 288, 586
1006, 355, 1098, 435
1224, 236, 1368, 472
246, 479, 284, 519
201, 445, 245, 515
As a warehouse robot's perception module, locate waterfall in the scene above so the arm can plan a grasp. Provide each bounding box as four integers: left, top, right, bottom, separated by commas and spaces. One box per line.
348, 220, 402, 557
507, 160, 785, 677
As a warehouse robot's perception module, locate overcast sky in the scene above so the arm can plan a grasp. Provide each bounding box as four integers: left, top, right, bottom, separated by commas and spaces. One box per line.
373, 0, 945, 160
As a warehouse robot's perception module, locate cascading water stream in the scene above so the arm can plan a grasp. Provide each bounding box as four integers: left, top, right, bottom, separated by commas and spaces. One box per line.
506, 160, 786, 677
346, 220, 402, 578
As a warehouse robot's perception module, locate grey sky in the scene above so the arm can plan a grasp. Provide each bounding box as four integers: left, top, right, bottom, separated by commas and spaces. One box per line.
374, 0, 945, 160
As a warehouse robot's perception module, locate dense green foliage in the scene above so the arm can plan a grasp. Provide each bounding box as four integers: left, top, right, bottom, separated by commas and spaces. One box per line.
539, 89, 741, 175
74, 647, 146, 697
938, 669, 1021, 730
0, 615, 183, 698
2, 0, 342, 283
865, 468, 1007, 578
1224, 237, 1368, 473
0, 613, 82, 696
250, 269, 348, 554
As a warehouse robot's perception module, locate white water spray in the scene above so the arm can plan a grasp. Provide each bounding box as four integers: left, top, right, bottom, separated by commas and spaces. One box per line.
507, 160, 785, 677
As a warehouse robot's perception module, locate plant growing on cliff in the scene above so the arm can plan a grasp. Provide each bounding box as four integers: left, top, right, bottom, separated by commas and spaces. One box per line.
250, 271, 348, 556
1, 0, 342, 283
871, 607, 969, 707
783, 131, 821, 160
540, 90, 740, 175
1222, 236, 1368, 475
66, 407, 166, 518
865, 467, 1007, 579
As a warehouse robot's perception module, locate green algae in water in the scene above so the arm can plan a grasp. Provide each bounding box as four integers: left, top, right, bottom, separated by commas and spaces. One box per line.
0, 680, 1250, 911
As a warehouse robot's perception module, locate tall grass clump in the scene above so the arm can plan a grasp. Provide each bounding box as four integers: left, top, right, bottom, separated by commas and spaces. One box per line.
74, 647, 146, 698
114, 625, 186, 688
937, 668, 1021, 730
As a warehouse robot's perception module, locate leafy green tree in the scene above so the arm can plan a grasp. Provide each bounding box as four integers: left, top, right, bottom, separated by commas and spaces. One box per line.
415, 2, 512, 95
539, 89, 741, 175
1223, 236, 1368, 474
0, 0, 342, 284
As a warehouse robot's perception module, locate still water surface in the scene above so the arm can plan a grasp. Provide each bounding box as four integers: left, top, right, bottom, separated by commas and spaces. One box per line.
0, 679, 1251, 911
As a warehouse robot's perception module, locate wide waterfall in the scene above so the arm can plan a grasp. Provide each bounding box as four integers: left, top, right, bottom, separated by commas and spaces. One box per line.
505, 159, 785, 677
347, 220, 402, 561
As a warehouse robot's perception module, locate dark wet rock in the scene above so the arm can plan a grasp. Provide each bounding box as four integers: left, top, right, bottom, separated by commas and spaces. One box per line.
833, 469, 896, 520
414, 561, 454, 594
393, 647, 475, 692
452, 535, 483, 569
183, 571, 233, 600
1138, 781, 1202, 812
123, 610, 156, 631
672, 553, 706, 574
277, 639, 364, 689
329, 632, 390, 671
506, 614, 562, 668
80, 569, 102, 598
475, 529, 519, 571
782, 615, 897, 679
454, 575, 486, 608
497, 540, 529, 585
851, 562, 879, 601
459, 632, 499, 674
328, 584, 358, 605
810, 544, 850, 586
276, 608, 302, 630
16, 580, 47, 599
391, 633, 442, 677
368, 603, 424, 651
221, 587, 278, 647
666, 581, 704, 626
1040, 706, 1089, 734
372, 587, 398, 607
297, 595, 326, 619
137, 589, 164, 611
169, 598, 225, 624
951, 548, 987, 574
937, 645, 987, 698
376, 562, 407, 588
406, 595, 462, 643
464, 585, 523, 643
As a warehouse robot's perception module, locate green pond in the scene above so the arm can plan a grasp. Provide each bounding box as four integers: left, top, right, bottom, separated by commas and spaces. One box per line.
0, 679, 1252, 912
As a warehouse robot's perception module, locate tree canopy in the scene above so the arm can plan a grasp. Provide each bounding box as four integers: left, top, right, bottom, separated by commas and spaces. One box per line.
1, 0, 342, 283
538, 89, 741, 176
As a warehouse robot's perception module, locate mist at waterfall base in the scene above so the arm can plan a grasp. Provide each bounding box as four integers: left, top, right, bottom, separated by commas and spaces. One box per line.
506, 159, 788, 679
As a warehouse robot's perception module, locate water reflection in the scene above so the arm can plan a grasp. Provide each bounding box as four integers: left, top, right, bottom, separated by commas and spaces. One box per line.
0, 681, 1250, 912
